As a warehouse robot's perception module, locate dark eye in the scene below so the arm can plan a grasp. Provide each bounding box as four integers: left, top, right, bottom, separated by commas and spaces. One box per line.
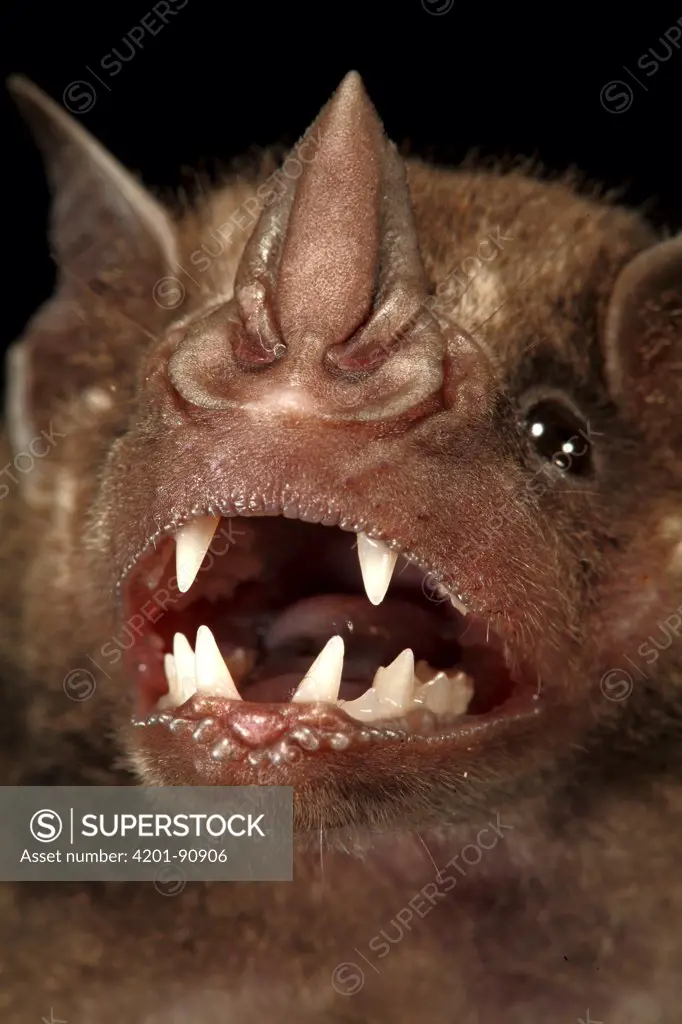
524, 400, 593, 476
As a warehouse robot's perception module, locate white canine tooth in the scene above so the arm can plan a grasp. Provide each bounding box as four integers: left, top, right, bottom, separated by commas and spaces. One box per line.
372, 649, 415, 710
357, 533, 398, 606
173, 632, 197, 702
175, 515, 221, 594
450, 595, 468, 616
158, 653, 183, 709
194, 625, 242, 700
292, 635, 344, 703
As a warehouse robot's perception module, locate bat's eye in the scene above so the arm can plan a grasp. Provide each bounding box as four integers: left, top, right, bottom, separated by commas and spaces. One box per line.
524, 401, 592, 476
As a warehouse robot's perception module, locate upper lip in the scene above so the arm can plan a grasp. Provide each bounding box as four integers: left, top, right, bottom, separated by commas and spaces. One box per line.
118, 490, 474, 615
118, 490, 537, 722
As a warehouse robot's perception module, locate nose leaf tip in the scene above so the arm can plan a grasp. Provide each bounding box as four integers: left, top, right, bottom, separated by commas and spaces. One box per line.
169, 72, 447, 421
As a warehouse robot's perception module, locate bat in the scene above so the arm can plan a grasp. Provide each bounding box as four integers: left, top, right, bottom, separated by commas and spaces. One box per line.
2, 69, 682, 1023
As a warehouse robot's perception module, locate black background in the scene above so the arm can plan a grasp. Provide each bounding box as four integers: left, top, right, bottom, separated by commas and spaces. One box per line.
1, 2, 681, 371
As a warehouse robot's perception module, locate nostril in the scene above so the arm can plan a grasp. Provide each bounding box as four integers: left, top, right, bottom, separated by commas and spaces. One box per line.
231, 328, 286, 368
233, 283, 286, 367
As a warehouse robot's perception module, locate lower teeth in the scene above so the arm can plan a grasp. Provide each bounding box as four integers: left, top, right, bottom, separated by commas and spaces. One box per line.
157, 627, 474, 722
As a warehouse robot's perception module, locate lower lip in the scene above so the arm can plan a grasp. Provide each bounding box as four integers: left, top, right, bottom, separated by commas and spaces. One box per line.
128, 682, 543, 784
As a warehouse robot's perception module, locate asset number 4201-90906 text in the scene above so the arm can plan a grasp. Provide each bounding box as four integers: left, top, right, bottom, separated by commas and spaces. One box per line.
133, 849, 232, 863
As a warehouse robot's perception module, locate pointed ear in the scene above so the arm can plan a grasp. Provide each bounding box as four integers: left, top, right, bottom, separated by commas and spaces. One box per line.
5, 77, 180, 497
604, 234, 682, 452
7, 75, 178, 326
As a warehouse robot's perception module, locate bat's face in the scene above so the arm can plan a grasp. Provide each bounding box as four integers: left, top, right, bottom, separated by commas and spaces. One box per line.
6, 73, 682, 845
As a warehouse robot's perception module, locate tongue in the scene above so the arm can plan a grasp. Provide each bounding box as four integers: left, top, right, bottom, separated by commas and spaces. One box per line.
263, 594, 458, 668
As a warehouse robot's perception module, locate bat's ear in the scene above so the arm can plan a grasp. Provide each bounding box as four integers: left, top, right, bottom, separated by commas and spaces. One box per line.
7, 75, 178, 328
604, 234, 682, 452
5, 77, 179, 499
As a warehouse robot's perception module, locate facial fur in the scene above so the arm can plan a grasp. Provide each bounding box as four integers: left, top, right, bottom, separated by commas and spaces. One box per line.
2, 71, 682, 1023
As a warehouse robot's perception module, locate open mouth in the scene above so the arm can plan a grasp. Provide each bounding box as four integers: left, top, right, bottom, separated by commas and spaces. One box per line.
122, 512, 539, 768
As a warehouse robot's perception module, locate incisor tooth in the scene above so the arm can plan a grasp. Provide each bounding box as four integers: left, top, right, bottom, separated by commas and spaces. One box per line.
292, 635, 344, 703
158, 653, 183, 709
357, 533, 398, 606
173, 632, 197, 702
194, 625, 242, 699
175, 515, 221, 594
164, 653, 178, 688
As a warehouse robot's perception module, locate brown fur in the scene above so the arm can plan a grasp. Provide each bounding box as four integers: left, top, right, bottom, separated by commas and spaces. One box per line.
1, 73, 682, 1022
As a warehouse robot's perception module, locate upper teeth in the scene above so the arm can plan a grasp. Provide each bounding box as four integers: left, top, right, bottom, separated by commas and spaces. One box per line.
175, 515, 220, 594
356, 532, 398, 605
173, 520, 446, 612
163, 521, 471, 723
158, 627, 472, 722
